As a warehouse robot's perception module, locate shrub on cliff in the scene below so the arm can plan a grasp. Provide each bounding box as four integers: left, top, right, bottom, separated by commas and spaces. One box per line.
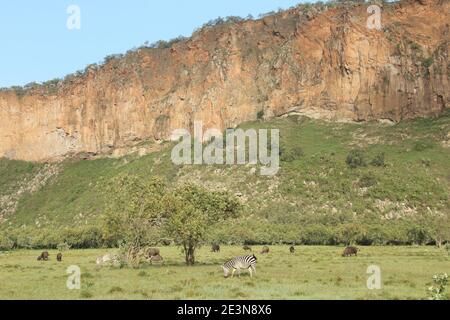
370, 153, 386, 167
346, 149, 366, 168
358, 173, 377, 188
257, 110, 265, 120
280, 146, 304, 162
414, 140, 434, 152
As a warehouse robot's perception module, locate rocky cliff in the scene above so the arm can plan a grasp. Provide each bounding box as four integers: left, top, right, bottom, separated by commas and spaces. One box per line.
0, 0, 449, 162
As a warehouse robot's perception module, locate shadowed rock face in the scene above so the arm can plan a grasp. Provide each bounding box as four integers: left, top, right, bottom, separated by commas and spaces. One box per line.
0, 0, 448, 162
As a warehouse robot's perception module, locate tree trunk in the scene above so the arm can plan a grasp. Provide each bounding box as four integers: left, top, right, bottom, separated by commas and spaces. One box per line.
184, 244, 196, 266
126, 238, 142, 269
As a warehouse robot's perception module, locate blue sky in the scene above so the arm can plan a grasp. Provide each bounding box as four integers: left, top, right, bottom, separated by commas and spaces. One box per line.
0, 0, 308, 88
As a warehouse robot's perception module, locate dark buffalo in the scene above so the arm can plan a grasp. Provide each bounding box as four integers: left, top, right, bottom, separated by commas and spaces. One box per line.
147, 248, 160, 258
243, 245, 252, 251
342, 247, 359, 257
37, 251, 49, 261
57, 253, 62, 262
261, 246, 270, 254
150, 254, 164, 265
289, 246, 295, 254
211, 244, 220, 253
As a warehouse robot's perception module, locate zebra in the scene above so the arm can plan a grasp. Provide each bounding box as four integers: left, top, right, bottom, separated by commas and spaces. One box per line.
222, 255, 257, 278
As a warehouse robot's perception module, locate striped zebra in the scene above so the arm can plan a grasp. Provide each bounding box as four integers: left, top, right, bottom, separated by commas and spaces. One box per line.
222, 255, 257, 278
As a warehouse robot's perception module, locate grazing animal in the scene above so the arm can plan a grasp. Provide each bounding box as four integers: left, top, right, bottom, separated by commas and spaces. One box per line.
289, 246, 295, 254
243, 245, 252, 251
150, 254, 164, 265
96, 253, 121, 267
146, 248, 160, 258
260, 246, 270, 254
342, 246, 359, 257
222, 255, 257, 278
57, 253, 62, 262
211, 244, 220, 253
37, 251, 49, 261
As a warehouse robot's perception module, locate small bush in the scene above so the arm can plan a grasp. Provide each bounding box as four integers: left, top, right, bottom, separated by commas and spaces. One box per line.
410, 42, 421, 51
371, 153, 386, 167
11, 86, 27, 99
358, 173, 377, 188
281, 146, 304, 162
108, 286, 124, 294
422, 57, 434, 69
336, 224, 369, 246
300, 225, 335, 245
421, 158, 431, 167
57, 242, 71, 252
60, 226, 105, 249
80, 291, 93, 299
407, 225, 431, 245
0, 234, 14, 251
257, 110, 265, 120
445, 243, 450, 256
138, 271, 147, 277
346, 150, 366, 168
103, 54, 123, 64
427, 273, 448, 300
413, 141, 433, 152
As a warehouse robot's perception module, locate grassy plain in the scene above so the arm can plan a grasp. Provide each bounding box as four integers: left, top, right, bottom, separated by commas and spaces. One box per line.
0, 246, 448, 300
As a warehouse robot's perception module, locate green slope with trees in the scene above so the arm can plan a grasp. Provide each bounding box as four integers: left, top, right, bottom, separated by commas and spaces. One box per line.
1, 111, 449, 249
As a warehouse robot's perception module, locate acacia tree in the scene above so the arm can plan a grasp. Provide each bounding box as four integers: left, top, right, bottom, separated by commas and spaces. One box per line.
429, 212, 450, 248
102, 175, 241, 267
101, 174, 166, 267
162, 184, 241, 265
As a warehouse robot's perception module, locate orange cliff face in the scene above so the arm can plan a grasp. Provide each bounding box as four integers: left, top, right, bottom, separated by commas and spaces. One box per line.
0, 0, 448, 162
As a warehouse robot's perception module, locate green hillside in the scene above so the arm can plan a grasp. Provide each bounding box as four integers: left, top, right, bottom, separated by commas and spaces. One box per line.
1, 112, 449, 248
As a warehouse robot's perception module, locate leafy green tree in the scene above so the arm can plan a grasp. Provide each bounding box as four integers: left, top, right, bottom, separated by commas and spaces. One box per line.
162, 184, 241, 265
101, 174, 166, 267
407, 224, 431, 245
337, 223, 368, 246
0, 233, 14, 251
300, 225, 335, 245
429, 212, 450, 248
102, 176, 241, 267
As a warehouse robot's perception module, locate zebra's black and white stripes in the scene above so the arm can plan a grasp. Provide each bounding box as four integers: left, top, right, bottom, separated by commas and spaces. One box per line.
222, 255, 257, 278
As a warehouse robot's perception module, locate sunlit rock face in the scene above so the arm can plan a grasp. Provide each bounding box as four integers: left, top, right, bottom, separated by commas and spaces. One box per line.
0, 0, 448, 162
